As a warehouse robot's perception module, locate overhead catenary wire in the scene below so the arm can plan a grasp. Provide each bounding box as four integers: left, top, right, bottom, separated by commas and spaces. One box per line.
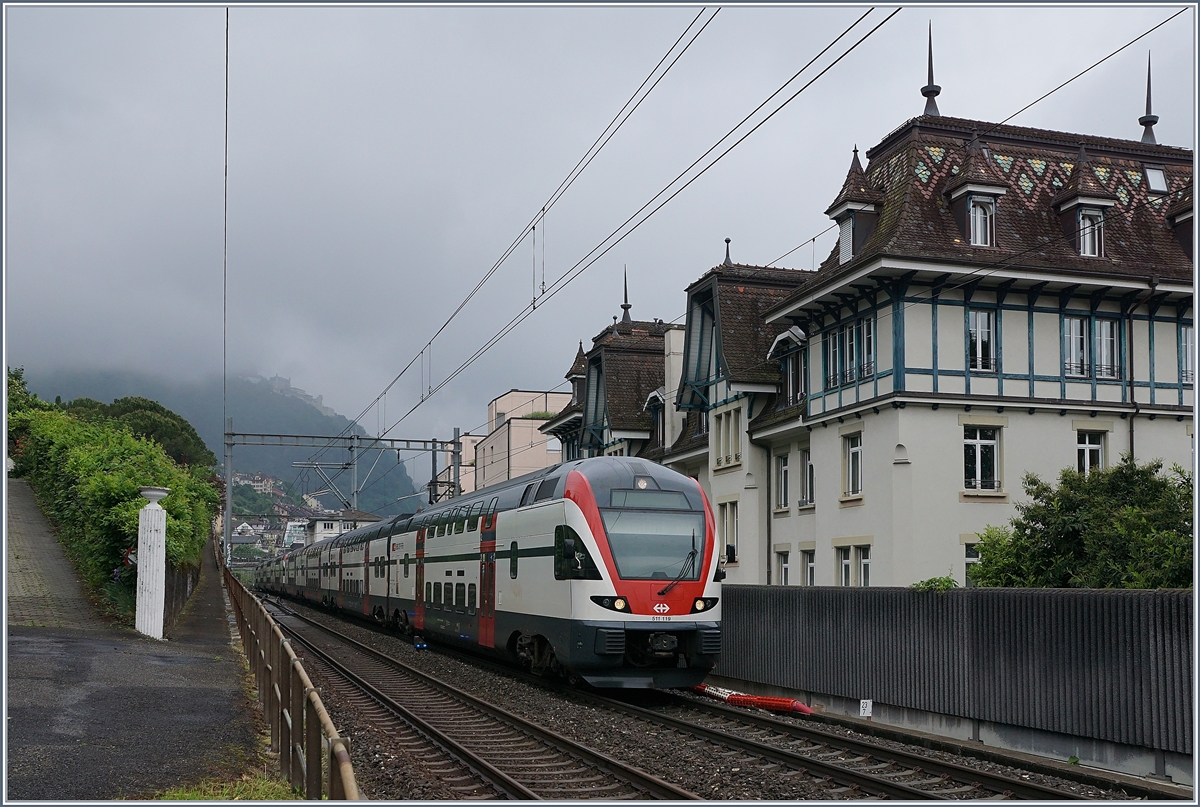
357, 310, 690, 506
368, 8, 901, 442
300, 7, 718, 470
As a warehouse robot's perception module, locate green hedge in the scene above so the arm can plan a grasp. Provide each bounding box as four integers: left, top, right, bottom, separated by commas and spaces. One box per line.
9, 407, 219, 618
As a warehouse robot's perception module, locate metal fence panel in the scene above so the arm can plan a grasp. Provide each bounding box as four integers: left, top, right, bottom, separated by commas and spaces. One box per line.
714, 586, 1192, 754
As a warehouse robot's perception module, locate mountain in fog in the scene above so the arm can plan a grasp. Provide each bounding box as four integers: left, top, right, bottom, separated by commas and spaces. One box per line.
24, 369, 420, 516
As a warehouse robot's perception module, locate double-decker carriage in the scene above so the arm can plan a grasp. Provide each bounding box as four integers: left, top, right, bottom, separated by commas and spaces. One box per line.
255, 455, 723, 688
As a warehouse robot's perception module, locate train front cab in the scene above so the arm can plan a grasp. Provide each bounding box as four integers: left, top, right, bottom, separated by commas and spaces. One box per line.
497, 460, 723, 689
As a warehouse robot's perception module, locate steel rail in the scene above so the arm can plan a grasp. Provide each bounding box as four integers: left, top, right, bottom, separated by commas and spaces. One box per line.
271, 602, 700, 800
563, 689, 952, 800
781, 707, 1193, 801
274, 610, 536, 800
653, 692, 1091, 801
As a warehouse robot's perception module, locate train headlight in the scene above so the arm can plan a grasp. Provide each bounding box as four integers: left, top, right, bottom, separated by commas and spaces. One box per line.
591, 595, 629, 612
690, 597, 719, 614
694, 598, 706, 611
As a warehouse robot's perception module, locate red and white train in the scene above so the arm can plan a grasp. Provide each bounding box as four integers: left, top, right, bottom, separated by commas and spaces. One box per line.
254, 456, 723, 688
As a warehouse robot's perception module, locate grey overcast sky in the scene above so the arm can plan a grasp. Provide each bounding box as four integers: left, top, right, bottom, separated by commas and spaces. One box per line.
5, 4, 1195, 441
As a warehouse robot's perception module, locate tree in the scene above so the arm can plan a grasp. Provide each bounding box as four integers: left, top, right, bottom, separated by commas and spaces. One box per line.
7, 367, 53, 415
65, 396, 217, 467
969, 456, 1192, 589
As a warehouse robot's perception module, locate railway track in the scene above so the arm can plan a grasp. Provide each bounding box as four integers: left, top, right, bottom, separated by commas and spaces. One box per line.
268, 601, 698, 800
578, 689, 1092, 800
269, 598, 1190, 801
268, 601, 1038, 800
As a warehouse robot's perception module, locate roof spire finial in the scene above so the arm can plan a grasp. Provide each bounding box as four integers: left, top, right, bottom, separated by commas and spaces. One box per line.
921, 21, 941, 117
723, 237, 732, 267
620, 266, 632, 324
1139, 51, 1159, 145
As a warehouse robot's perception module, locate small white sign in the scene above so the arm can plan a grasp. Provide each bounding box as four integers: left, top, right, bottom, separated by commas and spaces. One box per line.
860, 699, 873, 718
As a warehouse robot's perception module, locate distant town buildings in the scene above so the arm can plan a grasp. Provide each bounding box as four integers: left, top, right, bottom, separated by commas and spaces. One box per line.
305, 509, 382, 546
474, 389, 571, 487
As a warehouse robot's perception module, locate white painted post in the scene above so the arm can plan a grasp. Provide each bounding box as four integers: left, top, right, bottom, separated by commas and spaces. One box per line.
135, 486, 171, 640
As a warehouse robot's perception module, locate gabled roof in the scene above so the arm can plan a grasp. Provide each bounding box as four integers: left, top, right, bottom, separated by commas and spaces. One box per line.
690, 264, 810, 387
585, 319, 677, 434
565, 342, 587, 379
768, 115, 1193, 320
1049, 144, 1118, 209
825, 148, 886, 215
942, 131, 1008, 198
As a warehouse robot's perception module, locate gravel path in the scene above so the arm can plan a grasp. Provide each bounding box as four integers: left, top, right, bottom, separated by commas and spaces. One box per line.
285, 602, 1143, 800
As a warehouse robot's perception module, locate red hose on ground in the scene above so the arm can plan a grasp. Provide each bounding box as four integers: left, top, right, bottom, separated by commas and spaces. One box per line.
692, 684, 814, 715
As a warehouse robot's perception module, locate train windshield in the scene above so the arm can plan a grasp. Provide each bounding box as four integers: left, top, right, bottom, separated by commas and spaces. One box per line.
599, 509, 706, 581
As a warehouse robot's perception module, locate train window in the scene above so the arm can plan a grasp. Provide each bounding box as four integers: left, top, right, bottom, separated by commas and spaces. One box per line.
485, 497, 499, 530
467, 502, 483, 531
534, 477, 558, 502
433, 582, 442, 606
610, 490, 690, 509
455, 508, 466, 533
455, 583, 466, 610
467, 583, 477, 615
403, 554, 410, 578
436, 514, 446, 537
510, 541, 519, 579
554, 525, 603, 580
520, 484, 537, 507
425, 581, 431, 604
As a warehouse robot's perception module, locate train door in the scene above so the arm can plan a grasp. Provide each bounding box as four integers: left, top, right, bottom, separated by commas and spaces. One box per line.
478, 497, 499, 649
362, 543, 371, 616
336, 547, 344, 609
414, 523, 426, 630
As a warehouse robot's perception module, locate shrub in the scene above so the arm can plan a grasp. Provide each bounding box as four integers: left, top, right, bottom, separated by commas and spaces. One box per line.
968, 456, 1192, 589
8, 407, 219, 620
910, 574, 959, 592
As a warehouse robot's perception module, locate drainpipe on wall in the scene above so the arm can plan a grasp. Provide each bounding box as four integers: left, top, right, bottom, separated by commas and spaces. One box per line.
1127, 280, 1156, 460
764, 446, 772, 586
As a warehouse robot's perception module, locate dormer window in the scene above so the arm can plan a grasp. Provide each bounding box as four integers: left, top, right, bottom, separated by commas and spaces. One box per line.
783, 351, 805, 406
1145, 167, 1168, 194
969, 197, 994, 246
1079, 208, 1103, 257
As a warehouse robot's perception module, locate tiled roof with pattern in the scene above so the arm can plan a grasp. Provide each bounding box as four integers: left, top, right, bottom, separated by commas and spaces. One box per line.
770, 117, 1193, 318
943, 132, 1008, 197
1049, 144, 1118, 208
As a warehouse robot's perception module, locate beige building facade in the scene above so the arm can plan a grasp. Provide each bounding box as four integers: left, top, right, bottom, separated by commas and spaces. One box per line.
474, 389, 571, 488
